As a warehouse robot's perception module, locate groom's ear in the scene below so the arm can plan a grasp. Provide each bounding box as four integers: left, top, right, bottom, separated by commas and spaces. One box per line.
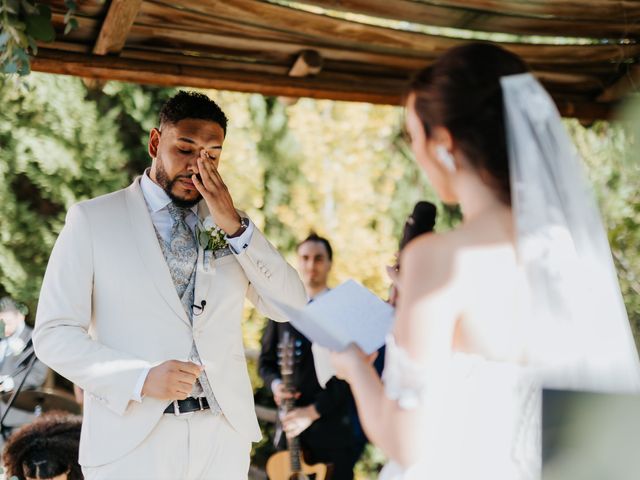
148, 128, 161, 159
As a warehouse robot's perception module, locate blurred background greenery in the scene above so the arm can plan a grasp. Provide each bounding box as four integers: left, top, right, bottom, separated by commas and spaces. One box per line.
0, 73, 638, 477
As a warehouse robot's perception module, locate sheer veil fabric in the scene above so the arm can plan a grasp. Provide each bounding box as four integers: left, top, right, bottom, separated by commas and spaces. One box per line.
502, 73, 640, 392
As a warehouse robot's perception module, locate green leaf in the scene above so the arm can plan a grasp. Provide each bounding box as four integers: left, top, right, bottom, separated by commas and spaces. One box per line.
20, 0, 38, 15
64, 17, 78, 35
2, 61, 18, 74
37, 3, 52, 19
5, 0, 19, 14
25, 6, 55, 42
64, 0, 77, 11
0, 31, 10, 47
18, 59, 30, 76
27, 35, 37, 54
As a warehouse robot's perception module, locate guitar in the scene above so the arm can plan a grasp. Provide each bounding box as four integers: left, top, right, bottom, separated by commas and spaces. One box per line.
265, 330, 329, 480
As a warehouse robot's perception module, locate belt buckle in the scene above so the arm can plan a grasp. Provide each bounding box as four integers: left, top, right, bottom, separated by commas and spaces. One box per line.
197, 397, 204, 411
172, 400, 193, 417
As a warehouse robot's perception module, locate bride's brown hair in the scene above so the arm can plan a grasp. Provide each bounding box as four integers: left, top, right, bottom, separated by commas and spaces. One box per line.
408, 43, 529, 205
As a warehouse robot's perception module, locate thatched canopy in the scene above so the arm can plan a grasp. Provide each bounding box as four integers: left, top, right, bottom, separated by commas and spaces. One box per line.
32, 0, 640, 120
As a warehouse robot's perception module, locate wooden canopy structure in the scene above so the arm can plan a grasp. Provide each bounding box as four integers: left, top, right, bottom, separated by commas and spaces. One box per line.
31, 0, 640, 121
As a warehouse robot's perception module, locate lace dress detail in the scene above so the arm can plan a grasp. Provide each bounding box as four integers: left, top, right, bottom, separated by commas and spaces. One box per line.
380, 335, 541, 480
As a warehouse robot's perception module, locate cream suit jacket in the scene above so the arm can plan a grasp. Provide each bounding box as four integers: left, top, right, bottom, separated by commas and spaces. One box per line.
33, 177, 307, 467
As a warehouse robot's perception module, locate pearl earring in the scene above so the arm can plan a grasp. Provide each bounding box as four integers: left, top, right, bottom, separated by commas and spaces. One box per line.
436, 145, 456, 173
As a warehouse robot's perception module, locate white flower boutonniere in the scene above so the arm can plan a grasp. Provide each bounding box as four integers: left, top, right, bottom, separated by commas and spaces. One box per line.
197, 217, 229, 253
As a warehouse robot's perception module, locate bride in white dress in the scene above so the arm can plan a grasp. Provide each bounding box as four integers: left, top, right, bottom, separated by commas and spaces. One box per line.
330, 43, 640, 479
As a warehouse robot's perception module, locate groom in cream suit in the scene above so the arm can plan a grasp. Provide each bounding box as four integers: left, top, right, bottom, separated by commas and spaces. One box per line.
33, 91, 307, 479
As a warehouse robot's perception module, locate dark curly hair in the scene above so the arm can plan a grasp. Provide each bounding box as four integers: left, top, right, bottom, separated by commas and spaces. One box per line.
2, 412, 83, 480
159, 90, 228, 135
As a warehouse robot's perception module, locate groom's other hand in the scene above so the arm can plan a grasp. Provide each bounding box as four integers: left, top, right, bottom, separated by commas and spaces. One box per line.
192, 151, 241, 235
142, 360, 203, 401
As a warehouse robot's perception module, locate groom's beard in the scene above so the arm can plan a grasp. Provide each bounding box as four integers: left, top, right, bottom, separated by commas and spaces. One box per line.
156, 158, 201, 208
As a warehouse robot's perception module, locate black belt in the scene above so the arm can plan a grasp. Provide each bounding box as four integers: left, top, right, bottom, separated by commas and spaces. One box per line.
164, 397, 210, 415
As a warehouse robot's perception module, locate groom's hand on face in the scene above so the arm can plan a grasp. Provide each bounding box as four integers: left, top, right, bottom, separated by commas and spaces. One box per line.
142, 360, 203, 401
192, 151, 242, 236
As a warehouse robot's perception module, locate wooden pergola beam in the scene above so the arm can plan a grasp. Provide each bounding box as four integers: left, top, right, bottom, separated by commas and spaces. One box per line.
29, 49, 615, 120
30, 49, 405, 105
93, 0, 143, 55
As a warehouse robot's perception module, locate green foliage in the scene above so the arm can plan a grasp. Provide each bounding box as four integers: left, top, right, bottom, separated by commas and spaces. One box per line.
0, 73, 171, 315
0, 0, 77, 76
248, 95, 303, 252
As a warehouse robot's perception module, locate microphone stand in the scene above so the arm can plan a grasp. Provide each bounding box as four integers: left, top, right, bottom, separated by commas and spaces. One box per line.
0, 346, 37, 440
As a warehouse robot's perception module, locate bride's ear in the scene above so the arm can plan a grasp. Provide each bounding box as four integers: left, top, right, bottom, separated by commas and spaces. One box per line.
431, 127, 457, 173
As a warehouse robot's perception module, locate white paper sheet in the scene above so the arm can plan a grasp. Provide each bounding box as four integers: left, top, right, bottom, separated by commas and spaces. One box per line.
273, 279, 395, 355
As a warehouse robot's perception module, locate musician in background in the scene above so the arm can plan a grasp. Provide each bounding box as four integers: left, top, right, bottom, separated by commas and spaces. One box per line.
259, 233, 359, 480
0, 297, 49, 431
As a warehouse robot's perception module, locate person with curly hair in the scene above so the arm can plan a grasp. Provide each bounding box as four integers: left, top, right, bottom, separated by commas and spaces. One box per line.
2, 412, 82, 480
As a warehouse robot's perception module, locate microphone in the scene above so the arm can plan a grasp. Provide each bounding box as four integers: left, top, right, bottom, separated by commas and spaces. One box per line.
191, 300, 206, 316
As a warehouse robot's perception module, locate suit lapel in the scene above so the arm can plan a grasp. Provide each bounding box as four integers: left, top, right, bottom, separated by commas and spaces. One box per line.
125, 178, 190, 327
194, 201, 214, 324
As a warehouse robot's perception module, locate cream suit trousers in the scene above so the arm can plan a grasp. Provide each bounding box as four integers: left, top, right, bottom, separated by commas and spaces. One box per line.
82, 411, 251, 480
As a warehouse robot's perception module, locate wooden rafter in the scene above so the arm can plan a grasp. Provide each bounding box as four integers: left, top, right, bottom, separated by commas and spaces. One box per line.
293, 0, 640, 38
29, 48, 617, 121
93, 0, 143, 55
30, 0, 640, 119
30, 49, 406, 105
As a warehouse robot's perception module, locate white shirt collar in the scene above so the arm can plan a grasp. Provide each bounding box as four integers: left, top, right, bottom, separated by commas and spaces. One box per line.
140, 169, 198, 216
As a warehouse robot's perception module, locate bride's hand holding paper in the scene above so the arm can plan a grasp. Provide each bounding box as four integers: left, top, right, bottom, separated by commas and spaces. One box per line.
330, 344, 379, 380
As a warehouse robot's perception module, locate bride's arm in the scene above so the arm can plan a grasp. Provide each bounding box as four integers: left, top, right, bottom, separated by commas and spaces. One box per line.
332, 234, 459, 467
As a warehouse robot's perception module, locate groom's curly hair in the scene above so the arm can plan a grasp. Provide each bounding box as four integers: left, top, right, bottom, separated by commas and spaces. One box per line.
159, 90, 228, 136
2, 412, 83, 480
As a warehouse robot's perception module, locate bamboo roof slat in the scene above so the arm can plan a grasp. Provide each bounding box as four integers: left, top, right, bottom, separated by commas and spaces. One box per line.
294, 0, 640, 38
413, 0, 640, 22
28, 0, 640, 119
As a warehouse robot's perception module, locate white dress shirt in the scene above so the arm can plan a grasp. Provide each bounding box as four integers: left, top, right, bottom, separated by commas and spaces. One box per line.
132, 171, 254, 401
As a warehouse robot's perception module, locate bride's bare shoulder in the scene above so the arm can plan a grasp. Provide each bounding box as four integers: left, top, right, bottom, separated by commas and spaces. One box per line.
400, 230, 463, 288
402, 228, 465, 264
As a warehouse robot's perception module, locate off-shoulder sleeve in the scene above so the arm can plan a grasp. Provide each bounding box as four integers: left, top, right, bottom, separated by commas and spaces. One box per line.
382, 334, 430, 410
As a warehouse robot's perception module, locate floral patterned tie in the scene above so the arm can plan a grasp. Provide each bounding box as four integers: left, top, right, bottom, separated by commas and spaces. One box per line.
165, 203, 221, 413
166, 203, 197, 301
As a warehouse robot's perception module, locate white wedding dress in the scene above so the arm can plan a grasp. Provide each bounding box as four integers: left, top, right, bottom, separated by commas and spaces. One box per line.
379, 335, 541, 480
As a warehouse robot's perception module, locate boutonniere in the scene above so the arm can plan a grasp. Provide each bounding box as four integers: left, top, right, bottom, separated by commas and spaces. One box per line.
7, 335, 26, 355
197, 217, 229, 253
